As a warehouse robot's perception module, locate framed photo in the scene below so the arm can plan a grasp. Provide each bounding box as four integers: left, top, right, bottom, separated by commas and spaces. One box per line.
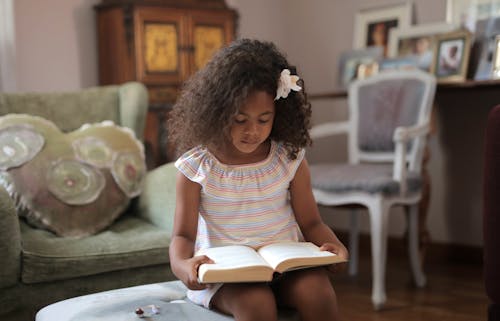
388, 22, 456, 71
356, 61, 380, 80
474, 16, 500, 79
338, 47, 384, 89
446, 0, 500, 32
353, 2, 413, 57
379, 57, 418, 71
431, 30, 472, 82
491, 35, 500, 78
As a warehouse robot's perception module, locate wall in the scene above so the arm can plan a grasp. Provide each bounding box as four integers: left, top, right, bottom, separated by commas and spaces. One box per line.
11, 0, 487, 247
13, 0, 100, 92
226, 0, 289, 50
0, 0, 16, 91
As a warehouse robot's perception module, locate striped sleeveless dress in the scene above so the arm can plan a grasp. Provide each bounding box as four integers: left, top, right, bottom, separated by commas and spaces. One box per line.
174, 140, 305, 308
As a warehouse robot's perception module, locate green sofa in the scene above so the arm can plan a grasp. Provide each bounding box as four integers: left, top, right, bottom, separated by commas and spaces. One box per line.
0, 82, 177, 321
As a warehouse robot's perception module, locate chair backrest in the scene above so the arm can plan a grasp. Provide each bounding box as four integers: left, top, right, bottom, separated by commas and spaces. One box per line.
0, 82, 148, 140
347, 69, 436, 169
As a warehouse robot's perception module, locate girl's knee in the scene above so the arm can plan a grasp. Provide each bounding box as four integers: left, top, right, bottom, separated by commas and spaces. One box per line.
281, 268, 338, 308
299, 279, 336, 306
237, 286, 277, 318
283, 271, 339, 321
288, 268, 332, 292
214, 284, 278, 321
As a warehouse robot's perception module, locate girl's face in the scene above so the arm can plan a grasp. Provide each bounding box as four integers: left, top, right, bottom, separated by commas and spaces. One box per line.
229, 91, 275, 155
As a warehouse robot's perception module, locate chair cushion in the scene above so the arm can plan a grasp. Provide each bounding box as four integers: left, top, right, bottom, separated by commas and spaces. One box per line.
310, 163, 421, 195
20, 216, 170, 284
0, 114, 146, 237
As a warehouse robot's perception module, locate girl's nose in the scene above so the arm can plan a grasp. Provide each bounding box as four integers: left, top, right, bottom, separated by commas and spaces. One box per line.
244, 122, 258, 134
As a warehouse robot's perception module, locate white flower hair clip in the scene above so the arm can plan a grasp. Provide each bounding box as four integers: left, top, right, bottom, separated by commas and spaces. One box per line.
275, 69, 302, 101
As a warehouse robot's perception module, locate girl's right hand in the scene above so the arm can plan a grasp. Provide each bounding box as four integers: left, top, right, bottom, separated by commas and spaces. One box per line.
320, 242, 349, 274
180, 255, 214, 290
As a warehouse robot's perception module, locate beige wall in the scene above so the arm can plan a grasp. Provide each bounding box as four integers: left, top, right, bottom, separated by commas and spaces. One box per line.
12, 0, 488, 247
14, 0, 100, 92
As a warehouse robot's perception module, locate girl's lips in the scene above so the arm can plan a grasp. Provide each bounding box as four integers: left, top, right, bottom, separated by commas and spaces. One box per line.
242, 140, 259, 145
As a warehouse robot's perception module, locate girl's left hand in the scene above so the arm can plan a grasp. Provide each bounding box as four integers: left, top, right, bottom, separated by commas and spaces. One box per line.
320, 242, 349, 274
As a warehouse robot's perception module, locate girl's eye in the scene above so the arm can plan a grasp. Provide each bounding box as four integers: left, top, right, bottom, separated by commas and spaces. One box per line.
234, 118, 246, 124
258, 119, 271, 124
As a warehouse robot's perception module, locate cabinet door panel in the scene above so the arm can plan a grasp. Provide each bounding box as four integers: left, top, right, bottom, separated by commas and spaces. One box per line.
144, 23, 179, 73
193, 26, 225, 70
189, 10, 236, 73
134, 7, 189, 84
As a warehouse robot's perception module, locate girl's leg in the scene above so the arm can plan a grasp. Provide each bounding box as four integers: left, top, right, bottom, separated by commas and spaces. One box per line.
211, 283, 278, 321
278, 267, 339, 321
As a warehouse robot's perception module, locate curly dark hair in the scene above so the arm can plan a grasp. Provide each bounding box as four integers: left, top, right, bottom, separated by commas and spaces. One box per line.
168, 38, 312, 160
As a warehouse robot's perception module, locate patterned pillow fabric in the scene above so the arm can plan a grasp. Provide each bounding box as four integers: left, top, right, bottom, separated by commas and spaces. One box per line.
0, 114, 146, 237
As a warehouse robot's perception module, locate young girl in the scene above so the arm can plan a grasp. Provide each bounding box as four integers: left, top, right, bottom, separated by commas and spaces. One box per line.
168, 38, 348, 321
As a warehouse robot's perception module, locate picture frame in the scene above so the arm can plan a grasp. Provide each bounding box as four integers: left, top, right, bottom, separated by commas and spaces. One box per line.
356, 61, 380, 80
387, 22, 456, 71
353, 2, 413, 57
431, 30, 472, 82
446, 0, 500, 32
338, 46, 384, 89
473, 16, 500, 79
379, 57, 418, 71
491, 35, 500, 78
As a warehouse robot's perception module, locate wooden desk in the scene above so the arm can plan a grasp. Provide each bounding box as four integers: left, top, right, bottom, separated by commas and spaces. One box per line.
437, 78, 500, 89
309, 78, 500, 99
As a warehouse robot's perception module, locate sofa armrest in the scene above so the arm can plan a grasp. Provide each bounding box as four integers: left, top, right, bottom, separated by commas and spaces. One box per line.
118, 82, 148, 141
136, 162, 177, 232
0, 185, 21, 288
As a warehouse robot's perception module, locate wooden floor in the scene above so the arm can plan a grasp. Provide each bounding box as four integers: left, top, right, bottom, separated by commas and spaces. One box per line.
333, 249, 489, 321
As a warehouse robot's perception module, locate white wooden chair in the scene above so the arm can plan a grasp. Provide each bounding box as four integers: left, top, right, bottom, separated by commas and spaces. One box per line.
309, 69, 436, 309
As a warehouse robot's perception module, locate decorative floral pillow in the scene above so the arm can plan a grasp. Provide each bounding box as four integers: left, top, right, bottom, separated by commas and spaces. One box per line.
0, 114, 146, 237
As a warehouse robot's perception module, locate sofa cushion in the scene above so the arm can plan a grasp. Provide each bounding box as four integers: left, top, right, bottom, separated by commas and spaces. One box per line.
20, 216, 170, 284
0, 114, 146, 237
0, 86, 121, 133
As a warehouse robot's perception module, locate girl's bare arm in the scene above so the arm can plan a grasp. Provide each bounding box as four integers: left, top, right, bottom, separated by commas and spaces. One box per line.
169, 172, 213, 289
289, 159, 348, 262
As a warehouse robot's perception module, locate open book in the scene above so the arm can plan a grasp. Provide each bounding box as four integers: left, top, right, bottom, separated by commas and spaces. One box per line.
196, 241, 346, 283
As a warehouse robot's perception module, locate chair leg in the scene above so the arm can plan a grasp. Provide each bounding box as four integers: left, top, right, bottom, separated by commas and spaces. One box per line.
348, 209, 359, 276
368, 199, 390, 310
408, 204, 426, 287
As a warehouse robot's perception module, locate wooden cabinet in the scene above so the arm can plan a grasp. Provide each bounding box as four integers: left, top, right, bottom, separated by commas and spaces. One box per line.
95, 0, 238, 166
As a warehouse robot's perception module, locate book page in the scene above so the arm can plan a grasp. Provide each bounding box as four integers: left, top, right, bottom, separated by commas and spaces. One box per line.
197, 245, 270, 269
197, 245, 274, 283
257, 241, 341, 273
